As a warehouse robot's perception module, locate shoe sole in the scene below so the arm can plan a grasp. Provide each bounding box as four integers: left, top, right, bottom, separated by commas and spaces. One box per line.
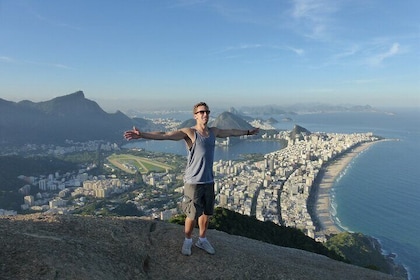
195, 243, 215, 255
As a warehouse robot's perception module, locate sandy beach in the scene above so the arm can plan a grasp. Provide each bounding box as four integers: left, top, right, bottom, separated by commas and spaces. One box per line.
314, 140, 381, 236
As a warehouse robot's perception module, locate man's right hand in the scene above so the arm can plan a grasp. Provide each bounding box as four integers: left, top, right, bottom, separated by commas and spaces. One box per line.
124, 126, 141, 140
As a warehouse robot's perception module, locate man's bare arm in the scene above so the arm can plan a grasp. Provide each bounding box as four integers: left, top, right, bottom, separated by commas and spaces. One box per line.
213, 127, 259, 138
124, 127, 191, 141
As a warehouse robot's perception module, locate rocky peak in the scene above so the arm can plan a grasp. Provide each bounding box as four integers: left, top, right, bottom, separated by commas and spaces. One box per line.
0, 214, 400, 280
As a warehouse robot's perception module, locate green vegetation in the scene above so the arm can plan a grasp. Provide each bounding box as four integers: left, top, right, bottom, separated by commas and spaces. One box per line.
59, 151, 101, 165
58, 150, 110, 176
169, 207, 346, 262
170, 208, 398, 275
72, 199, 144, 217
325, 232, 393, 273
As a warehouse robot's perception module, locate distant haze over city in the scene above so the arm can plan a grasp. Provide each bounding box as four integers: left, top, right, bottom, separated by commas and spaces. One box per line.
91, 97, 380, 114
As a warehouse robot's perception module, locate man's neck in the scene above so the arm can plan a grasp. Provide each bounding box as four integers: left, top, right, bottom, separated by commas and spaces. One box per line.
195, 124, 208, 131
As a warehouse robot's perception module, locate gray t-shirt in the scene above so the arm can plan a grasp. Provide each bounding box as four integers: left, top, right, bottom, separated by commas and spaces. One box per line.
184, 129, 216, 184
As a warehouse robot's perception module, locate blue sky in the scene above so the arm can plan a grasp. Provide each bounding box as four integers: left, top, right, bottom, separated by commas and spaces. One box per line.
1, 0, 419, 111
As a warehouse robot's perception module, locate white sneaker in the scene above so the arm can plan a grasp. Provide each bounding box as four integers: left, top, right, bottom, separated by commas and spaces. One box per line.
195, 239, 215, 255
181, 239, 192, 256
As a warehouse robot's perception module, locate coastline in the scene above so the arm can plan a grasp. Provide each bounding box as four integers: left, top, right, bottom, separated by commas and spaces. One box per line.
313, 140, 381, 236
312, 138, 410, 279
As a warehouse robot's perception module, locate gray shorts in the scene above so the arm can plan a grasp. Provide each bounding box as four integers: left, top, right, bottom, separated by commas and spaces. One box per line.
182, 183, 215, 220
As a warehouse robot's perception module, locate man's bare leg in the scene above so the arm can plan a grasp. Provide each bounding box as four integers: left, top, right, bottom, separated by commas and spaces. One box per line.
181, 217, 196, 256
195, 214, 215, 254
198, 214, 209, 238
184, 216, 196, 238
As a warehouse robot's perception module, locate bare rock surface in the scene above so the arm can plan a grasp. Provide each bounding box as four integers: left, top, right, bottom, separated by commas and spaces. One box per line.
0, 214, 403, 280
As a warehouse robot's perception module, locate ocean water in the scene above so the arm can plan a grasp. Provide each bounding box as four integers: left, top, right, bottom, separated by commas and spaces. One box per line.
283, 109, 420, 280
126, 108, 420, 279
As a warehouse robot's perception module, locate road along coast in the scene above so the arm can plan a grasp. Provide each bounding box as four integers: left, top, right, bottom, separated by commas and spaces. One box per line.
313, 140, 381, 236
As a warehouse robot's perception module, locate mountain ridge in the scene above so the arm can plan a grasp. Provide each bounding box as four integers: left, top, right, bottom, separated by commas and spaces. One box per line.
0, 92, 257, 147
0, 92, 158, 146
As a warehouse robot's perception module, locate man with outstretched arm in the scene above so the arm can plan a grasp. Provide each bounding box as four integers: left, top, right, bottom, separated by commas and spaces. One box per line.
124, 102, 259, 256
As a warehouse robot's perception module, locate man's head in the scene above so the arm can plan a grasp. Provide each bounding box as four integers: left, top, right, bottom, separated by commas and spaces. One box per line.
193, 102, 210, 125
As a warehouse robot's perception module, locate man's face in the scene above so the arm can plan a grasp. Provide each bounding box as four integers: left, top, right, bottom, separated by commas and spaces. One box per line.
194, 105, 210, 125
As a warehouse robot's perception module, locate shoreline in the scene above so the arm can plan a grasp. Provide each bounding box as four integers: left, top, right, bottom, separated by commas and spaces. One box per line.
312, 138, 410, 279
313, 140, 382, 236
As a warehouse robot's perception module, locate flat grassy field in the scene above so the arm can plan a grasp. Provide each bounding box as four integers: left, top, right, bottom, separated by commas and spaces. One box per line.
107, 154, 174, 174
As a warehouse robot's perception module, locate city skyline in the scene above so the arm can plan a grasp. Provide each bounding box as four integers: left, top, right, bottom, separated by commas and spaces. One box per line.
1, 0, 419, 111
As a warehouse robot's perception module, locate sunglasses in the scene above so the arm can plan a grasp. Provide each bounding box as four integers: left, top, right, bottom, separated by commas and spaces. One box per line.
195, 110, 211, 115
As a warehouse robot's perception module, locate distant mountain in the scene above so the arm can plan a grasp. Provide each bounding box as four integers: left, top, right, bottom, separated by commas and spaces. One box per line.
267, 117, 279, 124
227, 107, 255, 121
178, 119, 196, 129
210, 112, 254, 130
0, 91, 157, 146
285, 103, 376, 113
238, 103, 377, 115
177, 111, 254, 131
290, 124, 311, 141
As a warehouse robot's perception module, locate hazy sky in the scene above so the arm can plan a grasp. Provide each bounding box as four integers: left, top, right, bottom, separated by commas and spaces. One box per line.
1, 0, 419, 111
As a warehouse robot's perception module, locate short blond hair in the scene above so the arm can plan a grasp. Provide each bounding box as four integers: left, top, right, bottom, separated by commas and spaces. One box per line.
193, 102, 209, 113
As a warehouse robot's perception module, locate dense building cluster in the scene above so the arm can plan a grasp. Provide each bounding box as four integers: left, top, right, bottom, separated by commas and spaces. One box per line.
213, 131, 378, 241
